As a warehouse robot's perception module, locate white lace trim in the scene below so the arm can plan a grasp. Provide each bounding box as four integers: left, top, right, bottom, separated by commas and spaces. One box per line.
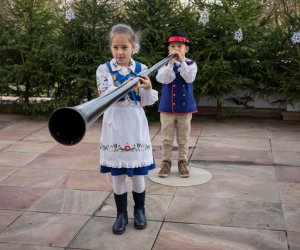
100, 158, 154, 168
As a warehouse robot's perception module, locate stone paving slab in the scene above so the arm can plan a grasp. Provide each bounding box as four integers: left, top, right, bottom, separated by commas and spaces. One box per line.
23, 130, 56, 142
201, 126, 269, 139
175, 179, 280, 202
0, 114, 25, 122
287, 231, 300, 250
194, 162, 276, 182
275, 166, 300, 183
194, 117, 268, 128
80, 121, 102, 144
278, 182, 300, 204
195, 137, 271, 151
0, 168, 70, 188
3, 141, 57, 153
191, 148, 274, 165
47, 142, 98, 156
282, 204, 300, 232
29, 189, 110, 215
68, 217, 162, 250
0, 151, 40, 168
189, 126, 202, 136
0, 167, 18, 182
0, 121, 12, 129
0, 114, 300, 249
1, 118, 47, 131
145, 176, 177, 196
0, 212, 89, 247
0, 186, 49, 210
273, 151, 300, 166
166, 196, 284, 230
0, 130, 34, 141
26, 153, 90, 170
72, 150, 101, 171
0, 140, 14, 151
153, 223, 288, 250
266, 120, 300, 130
270, 130, 300, 140
56, 170, 112, 191
272, 139, 300, 152
0, 210, 22, 232
0, 243, 63, 250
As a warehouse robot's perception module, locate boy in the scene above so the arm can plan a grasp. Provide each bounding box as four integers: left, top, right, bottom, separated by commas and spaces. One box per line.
156, 28, 198, 178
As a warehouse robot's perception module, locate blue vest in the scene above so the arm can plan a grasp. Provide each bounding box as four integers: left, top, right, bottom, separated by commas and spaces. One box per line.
158, 61, 198, 113
106, 61, 142, 103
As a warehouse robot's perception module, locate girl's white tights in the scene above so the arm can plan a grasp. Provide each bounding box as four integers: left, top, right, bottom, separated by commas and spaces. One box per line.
112, 175, 145, 195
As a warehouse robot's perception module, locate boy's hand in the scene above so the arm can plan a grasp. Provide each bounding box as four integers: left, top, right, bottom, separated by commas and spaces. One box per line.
168, 56, 176, 65
170, 51, 184, 62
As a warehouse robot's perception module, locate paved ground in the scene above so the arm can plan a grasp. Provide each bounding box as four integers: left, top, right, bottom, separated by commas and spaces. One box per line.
0, 113, 299, 250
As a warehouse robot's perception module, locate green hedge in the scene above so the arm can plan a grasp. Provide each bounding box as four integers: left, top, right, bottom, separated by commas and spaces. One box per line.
0, 0, 299, 117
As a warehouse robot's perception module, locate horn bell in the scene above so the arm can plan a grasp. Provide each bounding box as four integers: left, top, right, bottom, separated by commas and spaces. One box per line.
48, 107, 86, 146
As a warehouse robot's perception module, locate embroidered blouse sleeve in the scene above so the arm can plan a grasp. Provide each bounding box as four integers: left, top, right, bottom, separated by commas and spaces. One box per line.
155, 63, 176, 84
179, 60, 198, 83
96, 63, 117, 96
139, 63, 158, 106
140, 89, 158, 106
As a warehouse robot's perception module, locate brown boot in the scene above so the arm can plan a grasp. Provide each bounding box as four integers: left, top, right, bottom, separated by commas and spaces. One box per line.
158, 160, 172, 178
178, 160, 190, 178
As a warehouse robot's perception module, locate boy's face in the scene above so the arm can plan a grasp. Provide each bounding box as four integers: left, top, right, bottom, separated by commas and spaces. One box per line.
168, 42, 189, 57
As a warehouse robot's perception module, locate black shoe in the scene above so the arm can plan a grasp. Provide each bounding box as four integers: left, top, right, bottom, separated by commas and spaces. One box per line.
134, 208, 147, 229
112, 212, 128, 234
132, 191, 147, 229
112, 193, 128, 235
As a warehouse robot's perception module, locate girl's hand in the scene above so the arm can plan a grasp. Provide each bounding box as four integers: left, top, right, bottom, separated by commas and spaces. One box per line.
124, 77, 134, 84
138, 76, 152, 90
124, 77, 140, 92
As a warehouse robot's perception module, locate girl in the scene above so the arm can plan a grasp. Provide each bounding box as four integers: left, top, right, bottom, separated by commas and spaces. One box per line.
96, 23, 158, 234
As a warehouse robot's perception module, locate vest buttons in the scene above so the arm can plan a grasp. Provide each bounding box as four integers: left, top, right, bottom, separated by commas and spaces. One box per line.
183, 94, 186, 96
182, 102, 186, 105
173, 94, 176, 96
173, 103, 175, 106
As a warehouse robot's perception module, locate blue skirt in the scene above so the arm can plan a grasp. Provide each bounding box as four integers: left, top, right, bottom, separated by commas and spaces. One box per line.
100, 162, 156, 177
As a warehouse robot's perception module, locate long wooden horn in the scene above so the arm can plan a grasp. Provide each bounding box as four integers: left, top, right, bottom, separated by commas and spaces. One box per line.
48, 54, 173, 146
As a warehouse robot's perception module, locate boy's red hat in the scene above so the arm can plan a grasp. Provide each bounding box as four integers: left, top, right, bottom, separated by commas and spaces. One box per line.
165, 28, 191, 45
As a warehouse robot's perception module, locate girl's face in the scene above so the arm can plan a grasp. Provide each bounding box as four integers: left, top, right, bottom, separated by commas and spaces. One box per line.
168, 42, 189, 57
111, 33, 135, 67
